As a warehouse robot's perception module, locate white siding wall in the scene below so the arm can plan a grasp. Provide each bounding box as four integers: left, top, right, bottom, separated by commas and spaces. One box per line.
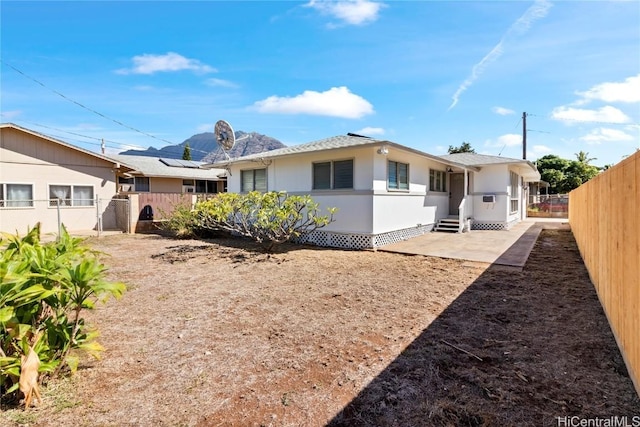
1, 128, 118, 234
226, 145, 455, 235
227, 146, 375, 233
470, 164, 509, 223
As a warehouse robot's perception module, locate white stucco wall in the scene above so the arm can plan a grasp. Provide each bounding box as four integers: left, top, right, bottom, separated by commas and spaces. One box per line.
224, 143, 531, 237
1, 127, 119, 235
226, 145, 455, 235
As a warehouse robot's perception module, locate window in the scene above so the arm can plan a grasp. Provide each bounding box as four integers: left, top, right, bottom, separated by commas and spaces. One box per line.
241, 168, 267, 192
510, 171, 519, 213
135, 177, 150, 192
313, 159, 354, 190
118, 176, 149, 192
429, 170, 446, 192
194, 180, 219, 194
388, 161, 409, 190
49, 185, 94, 207
0, 183, 33, 208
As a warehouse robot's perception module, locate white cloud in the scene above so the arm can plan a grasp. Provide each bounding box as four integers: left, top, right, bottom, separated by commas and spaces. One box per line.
579, 127, 636, 145
116, 52, 216, 75
498, 133, 522, 146
0, 110, 22, 120
492, 106, 515, 116
306, 0, 386, 26
355, 126, 385, 135
205, 78, 238, 88
253, 86, 374, 119
196, 124, 215, 133
448, 0, 552, 110
532, 145, 552, 154
434, 145, 448, 153
486, 133, 521, 147
576, 74, 640, 104
551, 106, 631, 124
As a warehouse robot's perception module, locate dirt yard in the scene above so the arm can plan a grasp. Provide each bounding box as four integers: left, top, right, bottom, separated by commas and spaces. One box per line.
2, 229, 639, 426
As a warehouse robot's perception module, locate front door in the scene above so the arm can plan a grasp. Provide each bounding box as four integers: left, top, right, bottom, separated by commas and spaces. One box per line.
449, 173, 465, 215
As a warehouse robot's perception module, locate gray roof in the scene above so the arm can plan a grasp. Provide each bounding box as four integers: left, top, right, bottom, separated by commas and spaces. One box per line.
438, 152, 532, 166
211, 134, 384, 165
206, 134, 476, 170
439, 153, 540, 180
107, 154, 226, 180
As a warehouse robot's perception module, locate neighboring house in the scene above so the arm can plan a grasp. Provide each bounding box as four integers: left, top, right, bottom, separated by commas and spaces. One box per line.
0, 123, 133, 235
105, 154, 227, 228
207, 134, 541, 250
0, 123, 228, 235
106, 154, 227, 195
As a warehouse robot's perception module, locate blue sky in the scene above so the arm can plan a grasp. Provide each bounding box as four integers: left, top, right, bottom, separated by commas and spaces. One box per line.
2, 0, 639, 167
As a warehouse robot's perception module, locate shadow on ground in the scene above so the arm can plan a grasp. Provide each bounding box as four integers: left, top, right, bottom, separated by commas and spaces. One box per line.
327, 229, 640, 427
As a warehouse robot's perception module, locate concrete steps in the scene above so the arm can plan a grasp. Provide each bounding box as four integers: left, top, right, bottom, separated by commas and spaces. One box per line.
434, 217, 460, 233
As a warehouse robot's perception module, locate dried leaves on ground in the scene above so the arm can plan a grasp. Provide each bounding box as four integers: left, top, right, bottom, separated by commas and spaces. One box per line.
2, 229, 638, 426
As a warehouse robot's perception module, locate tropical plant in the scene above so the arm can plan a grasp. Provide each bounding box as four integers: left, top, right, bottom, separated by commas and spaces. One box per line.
191, 191, 337, 252
0, 224, 125, 404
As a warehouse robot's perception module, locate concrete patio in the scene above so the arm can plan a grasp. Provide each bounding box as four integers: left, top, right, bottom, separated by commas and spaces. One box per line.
378, 218, 570, 268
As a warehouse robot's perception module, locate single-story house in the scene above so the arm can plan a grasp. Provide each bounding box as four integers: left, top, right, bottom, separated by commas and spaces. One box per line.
0, 123, 134, 235
207, 133, 540, 249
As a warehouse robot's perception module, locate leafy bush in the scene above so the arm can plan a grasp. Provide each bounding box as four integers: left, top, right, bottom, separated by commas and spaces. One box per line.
159, 202, 201, 239
0, 224, 125, 404
189, 192, 336, 251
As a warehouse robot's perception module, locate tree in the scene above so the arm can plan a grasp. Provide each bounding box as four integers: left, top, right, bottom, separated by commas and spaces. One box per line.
575, 150, 596, 165
448, 142, 476, 154
182, 143, 192, 160
189, 191, 337, 252
535, 154, 600, 194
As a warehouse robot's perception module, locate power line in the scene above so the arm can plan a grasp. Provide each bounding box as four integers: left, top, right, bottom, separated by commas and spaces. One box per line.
527, 112, 639, 127
1, 59, 180, 146
10, 119, 218, 158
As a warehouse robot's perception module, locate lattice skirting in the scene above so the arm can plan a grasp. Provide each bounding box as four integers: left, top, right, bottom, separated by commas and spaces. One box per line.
294, 224, 434, 250
470, 219, 519, 231
471, 221, 506, 231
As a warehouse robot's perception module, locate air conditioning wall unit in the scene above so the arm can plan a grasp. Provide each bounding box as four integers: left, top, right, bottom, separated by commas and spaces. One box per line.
183, 185, 195, 193
482, 194, 496, 203
119, 184, 133, 192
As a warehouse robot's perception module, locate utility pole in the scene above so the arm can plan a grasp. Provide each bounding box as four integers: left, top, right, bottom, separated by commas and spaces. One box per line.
522, 112, 527, 160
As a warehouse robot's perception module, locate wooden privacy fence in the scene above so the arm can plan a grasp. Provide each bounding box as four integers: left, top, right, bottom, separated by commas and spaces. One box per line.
569, 151, 639, 396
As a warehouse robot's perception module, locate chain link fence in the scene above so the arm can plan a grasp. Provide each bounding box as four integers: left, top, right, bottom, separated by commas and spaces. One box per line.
1, 197, 130, 237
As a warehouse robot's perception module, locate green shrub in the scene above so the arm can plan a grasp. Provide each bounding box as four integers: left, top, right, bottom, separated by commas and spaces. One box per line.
190, 192, 336, 251
0, 223, 125, 404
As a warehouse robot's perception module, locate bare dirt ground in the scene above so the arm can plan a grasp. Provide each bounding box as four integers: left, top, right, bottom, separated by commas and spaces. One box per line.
2, 229, 639, 426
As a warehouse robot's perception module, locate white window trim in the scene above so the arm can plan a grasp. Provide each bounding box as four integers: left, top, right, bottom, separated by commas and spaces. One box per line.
240, 168, 268, 192
387, 160, 410, 192
0, 182, 35, 209
312, 158, 355, 190
48, 184, 95, 208
509, 171, 519, 214
429, 169, 447, 193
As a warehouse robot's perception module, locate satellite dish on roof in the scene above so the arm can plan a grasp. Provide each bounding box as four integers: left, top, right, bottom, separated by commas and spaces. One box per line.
214, 120, 235, 156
